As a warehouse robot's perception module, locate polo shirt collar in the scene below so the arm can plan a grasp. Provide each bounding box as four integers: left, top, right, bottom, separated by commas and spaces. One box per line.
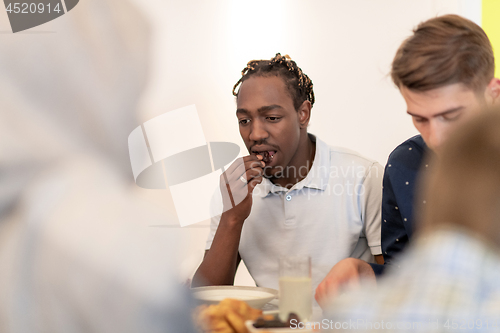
256, 134, 330, 198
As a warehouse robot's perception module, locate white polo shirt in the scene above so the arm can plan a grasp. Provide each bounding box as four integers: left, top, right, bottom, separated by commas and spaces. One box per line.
206, 135, 383, 293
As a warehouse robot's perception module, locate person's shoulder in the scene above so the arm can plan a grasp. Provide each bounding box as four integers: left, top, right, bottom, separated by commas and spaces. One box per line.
317, 137, 379, 168
384, 135, 427, 176
387, 135, 426, 163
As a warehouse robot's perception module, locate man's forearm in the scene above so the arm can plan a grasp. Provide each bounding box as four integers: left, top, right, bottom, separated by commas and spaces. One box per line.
191, 213, 244, 287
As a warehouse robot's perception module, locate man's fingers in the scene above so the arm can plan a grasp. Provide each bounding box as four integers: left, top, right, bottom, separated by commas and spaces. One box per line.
224, 157, 245, 175
225, 182, 236, 208
227, 163, 264, 187
314, 284, 325, 304
315, 258, 368, 309
226, 156, 265, 180
227, 175, 262, 208
315, 279, 340, 309
225, 172, 262, 208
244, 168, 263, 182
247, 176, 263, 190
222, 167, 262, 194
238, 160, 265, 178
220, 155, 264, 211
316, 284, 331, 309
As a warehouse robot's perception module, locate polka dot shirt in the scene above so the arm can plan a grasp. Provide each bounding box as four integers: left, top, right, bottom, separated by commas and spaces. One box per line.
371, 135, 429, 275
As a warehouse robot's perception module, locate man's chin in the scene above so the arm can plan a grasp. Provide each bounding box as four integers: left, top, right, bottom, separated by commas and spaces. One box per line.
263, 165, 285, 179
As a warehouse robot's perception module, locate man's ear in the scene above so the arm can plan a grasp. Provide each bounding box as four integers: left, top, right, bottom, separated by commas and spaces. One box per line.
485, 78, 500, 105
298, 100, 312, 128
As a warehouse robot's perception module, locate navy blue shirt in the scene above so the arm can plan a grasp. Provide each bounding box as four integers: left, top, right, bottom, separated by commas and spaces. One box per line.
370, 135, 428, 275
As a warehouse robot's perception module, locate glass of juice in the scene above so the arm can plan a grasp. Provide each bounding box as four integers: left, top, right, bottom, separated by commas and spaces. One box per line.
278, 256, 312, 322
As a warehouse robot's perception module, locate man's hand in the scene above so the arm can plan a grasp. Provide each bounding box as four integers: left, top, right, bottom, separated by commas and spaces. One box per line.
191, 155, 265, 287
220, 155, 265, 223
315, 258, 376, 309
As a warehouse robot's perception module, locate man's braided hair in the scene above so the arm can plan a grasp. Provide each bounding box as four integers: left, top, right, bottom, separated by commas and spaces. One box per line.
232, 53, 315, 110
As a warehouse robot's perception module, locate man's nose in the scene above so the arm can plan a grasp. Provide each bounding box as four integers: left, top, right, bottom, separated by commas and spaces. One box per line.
248, 120, 269, 142
428, 122, 446, 151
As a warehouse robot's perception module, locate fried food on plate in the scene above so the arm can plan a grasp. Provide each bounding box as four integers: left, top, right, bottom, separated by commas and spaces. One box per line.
193, 298, 263, 333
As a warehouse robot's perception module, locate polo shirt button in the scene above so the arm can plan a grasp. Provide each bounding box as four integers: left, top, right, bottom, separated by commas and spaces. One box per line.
286, 195, 292, 201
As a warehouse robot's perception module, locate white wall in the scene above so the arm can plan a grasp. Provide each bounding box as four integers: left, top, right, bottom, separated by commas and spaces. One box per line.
129, 0, 475, 285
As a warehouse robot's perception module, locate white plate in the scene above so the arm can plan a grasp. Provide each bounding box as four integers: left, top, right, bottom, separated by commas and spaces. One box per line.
191, 286, 278, 309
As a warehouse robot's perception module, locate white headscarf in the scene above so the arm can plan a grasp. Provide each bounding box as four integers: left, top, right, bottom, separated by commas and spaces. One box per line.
0, 1, 194, 332
0, 0, 149, 217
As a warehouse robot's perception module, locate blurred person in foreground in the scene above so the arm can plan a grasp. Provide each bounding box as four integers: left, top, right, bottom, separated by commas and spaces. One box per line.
316, 14, 500, 307
323, 107, 500, 332
0, 1, 194, 332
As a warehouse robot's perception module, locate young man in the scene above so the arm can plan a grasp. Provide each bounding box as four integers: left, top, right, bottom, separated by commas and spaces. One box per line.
315, 14, 500, 308
192, 54, 384, 294
325, 107, 500, 330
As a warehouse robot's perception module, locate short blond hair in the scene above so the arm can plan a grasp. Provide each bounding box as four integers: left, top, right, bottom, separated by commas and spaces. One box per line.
392, 15, 495, 92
